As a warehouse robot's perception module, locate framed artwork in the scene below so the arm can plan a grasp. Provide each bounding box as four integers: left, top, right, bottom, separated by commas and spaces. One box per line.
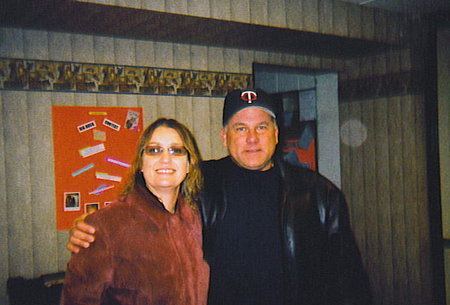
271, 89, 317, 171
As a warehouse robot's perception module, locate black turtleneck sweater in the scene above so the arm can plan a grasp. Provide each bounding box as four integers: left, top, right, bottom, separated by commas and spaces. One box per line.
207, 157, 284, 305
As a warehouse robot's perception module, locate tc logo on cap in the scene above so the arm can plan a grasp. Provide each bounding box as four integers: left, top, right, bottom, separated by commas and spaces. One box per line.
241, 90, 257, 103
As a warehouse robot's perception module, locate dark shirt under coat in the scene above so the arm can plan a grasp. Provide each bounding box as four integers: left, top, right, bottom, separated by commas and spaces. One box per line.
200, 156, 372, 305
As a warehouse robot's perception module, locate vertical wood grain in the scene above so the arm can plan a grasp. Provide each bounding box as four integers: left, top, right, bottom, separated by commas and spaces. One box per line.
250, 0, 268, 25
267, 0, 286, 27
208, 46, 227, 159
24, 30, 49, 60
414, 94, 433, 303
388, 97, 407, 304
401, 96, 421, 304
28, 92, 59, 276
95, 36, 118, 106
118, 94, 139, 107
157, 95, 176, 118
360, 99, 380, 304
318, 0, 333, 34
285, 0, 303, 30
136, 40, 158, 125
0, 27, 25, 58
23, 31, 57, 277
187, 0, 211, 18
72, 34, 95, 63
347, 4, 362, 39
94, 36, 115, 64
374, 9, 387, 42
166, 0, 187, 14
339, 100, 354, 298
75, 92, 97, 106
116, 37, 138, 108
140, 0, 165, 11
332, 0, 348, 37
374, 97, 394, 304
209, 98, 227, 159
174, 43, 194, 128
138, 95, 158, 127
361, 6, 375, 41
386, 12, 402, 44
4, 91, 33, 277
175, 96, 194, 131
193, 97, 212, 158
117, 0, 140, 9
52, 92, 75, 106
48, 32, 73, 61
230, 0, 250, 22
0, 93, 9, 304
347, 101, 366, 251
302, 0, 319, 32
239, 49, 255, 74
154, 42, 175, 118
115, 37, 136, 66
210, 0, 231, 20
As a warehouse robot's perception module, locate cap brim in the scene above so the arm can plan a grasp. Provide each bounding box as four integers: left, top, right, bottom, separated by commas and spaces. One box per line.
224, 106, 276, 126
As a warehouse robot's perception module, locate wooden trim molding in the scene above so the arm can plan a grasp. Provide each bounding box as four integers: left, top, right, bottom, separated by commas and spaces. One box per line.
0, 0, 397, 59
339, 70, 424, 102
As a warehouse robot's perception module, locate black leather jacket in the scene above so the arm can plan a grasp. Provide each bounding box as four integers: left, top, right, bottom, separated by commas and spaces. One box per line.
200, 157, 372, 305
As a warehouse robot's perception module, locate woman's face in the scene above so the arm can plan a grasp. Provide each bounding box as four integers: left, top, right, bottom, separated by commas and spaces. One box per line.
141, 126, 189, 196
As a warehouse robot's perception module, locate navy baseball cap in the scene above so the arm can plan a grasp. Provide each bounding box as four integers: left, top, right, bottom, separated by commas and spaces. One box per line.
222, 88, 279, 126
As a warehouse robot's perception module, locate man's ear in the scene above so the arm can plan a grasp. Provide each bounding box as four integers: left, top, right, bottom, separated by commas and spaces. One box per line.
221, 128, 227, 147
275, 127, 279, 144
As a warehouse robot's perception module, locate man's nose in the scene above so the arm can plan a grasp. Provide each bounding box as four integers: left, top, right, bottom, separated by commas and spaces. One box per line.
246, 129, 259, 143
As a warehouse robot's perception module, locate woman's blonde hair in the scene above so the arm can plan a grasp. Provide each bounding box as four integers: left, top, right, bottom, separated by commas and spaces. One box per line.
121, 118, 203, 206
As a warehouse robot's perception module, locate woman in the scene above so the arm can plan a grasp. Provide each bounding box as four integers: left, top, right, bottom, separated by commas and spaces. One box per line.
61, 118, 209, 305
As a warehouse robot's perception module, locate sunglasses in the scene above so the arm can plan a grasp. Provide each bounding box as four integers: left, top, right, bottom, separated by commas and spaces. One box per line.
144, 145, 188, 157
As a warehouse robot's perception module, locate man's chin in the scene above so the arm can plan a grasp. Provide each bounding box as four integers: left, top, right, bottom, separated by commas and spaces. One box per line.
240, 160, 271, 171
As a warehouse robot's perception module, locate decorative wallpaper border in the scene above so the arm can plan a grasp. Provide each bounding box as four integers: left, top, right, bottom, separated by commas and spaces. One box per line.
0, 58, 252, 97
339, 71, 422, 102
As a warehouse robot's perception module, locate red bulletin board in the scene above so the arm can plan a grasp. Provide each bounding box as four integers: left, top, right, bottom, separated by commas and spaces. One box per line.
52, 106, 143, 230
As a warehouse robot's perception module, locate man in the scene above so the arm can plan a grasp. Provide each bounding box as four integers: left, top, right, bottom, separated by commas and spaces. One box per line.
68, 88, 372, 305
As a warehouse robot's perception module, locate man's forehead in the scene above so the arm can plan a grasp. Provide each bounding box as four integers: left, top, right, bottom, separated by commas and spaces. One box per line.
230, 120, 271, 127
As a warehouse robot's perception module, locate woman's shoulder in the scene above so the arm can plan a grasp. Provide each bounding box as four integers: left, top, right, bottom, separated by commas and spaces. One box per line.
85, 199, 133, 227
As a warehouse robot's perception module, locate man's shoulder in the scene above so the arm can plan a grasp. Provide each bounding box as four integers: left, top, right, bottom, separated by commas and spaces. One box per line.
201, 156, 230, 174
280, 161, 340, 191
202, 156, 229, 166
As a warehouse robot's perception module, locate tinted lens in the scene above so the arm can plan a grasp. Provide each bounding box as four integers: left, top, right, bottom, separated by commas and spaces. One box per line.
144, 146, 163, 156
144, 146, 187, 156
168, 146, 187, 156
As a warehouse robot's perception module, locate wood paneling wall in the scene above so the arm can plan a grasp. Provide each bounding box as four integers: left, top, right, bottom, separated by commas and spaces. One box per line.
340, 95, 432, 305
79, 0, 406, 45
340, 48, 433, 304
0, 1, 434, 304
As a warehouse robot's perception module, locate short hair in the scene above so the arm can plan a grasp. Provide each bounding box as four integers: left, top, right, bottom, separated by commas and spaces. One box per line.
121, 118, 203, 207
223, 112, 278, 131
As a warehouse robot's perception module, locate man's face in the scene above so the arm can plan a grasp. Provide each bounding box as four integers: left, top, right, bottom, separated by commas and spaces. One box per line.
221, 107, 278, 171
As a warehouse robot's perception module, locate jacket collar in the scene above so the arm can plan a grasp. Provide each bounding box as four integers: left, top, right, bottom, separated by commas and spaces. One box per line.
124, 173, 197, 230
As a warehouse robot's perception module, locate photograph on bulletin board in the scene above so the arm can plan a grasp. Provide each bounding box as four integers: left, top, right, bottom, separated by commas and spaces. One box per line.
52, 106, 143, 230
